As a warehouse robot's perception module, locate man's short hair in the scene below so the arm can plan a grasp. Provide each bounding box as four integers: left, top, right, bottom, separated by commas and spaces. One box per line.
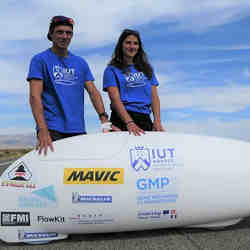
47, 16, 74, 41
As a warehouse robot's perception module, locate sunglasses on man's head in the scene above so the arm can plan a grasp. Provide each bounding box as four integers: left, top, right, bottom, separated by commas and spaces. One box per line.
51, 16, 74, 25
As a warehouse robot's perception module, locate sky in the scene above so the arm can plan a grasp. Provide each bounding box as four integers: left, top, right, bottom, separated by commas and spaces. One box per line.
1, 0, 250, 141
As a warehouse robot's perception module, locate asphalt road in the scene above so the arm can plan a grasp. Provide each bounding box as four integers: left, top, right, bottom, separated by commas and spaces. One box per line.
1, 162, 250, 250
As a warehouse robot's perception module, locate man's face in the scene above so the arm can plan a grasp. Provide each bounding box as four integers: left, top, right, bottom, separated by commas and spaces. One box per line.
50, 25, 73, 49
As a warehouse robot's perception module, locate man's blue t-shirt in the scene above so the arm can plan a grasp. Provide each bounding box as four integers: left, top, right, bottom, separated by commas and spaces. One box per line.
27, 49, 94, 133
103, 65, 159, 114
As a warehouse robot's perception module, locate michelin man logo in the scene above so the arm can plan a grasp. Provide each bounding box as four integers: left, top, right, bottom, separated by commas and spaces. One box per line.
130, 146, 151, 171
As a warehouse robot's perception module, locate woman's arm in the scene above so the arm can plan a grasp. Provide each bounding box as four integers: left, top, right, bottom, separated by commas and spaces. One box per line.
107, 86, 144, 135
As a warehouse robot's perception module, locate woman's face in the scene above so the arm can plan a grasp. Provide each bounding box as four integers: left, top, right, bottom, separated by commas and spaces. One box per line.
122, 35, 139, 61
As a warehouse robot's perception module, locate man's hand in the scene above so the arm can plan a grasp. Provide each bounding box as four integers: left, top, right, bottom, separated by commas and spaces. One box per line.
36, 128, 54, 155
101, 122, 121, 133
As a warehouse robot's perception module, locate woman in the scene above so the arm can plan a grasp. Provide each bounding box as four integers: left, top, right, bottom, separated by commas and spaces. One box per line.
103, 29, 165, 135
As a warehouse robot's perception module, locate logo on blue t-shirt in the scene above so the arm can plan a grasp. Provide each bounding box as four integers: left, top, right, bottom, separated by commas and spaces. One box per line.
53, 65, 76, 85
125, 72, 146, 87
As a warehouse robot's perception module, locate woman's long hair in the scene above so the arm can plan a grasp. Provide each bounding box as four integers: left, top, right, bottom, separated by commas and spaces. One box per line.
109, 29, 153, 79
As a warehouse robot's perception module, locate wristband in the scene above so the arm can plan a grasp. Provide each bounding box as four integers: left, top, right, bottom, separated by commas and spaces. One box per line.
98, 112, 109, 119
126, 121, 134, 126
101, 122, 112, 130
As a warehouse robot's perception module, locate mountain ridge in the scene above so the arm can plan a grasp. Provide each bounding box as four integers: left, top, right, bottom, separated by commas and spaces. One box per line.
0, 134, 36, 149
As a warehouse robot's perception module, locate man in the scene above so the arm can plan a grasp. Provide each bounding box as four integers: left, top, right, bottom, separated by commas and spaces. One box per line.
27, 16, 116, 155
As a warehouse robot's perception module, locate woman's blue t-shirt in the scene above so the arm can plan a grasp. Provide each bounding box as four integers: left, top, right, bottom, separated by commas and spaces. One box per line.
103, 65, 159, 114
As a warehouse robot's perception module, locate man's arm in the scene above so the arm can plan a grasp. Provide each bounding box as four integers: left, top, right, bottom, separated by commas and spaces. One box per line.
29, 79, 54, 155
151, 85, 165, 131
85, 81, 108, 122
85, 81, 120, 132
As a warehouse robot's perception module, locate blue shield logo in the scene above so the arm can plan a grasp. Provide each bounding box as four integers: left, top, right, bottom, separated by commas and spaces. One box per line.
130, 146, 151, 171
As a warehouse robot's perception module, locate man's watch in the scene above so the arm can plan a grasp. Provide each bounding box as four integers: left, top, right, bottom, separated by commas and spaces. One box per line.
98, 112, 109, 119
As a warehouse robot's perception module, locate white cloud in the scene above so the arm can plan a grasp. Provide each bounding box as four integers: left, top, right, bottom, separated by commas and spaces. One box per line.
160, 84, 250, 113
0, 127, 34, 136
166, 118, 250, 142
184, 45, 250, 51
2, 0, 250, 45
0, 113, 31, 120
152, 60, 250, 113
243, 67, 250, 78
0, 59, 30, 93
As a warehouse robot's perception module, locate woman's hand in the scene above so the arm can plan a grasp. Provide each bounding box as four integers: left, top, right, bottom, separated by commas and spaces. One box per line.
153, 120, 165, 131
126, 121, 145, 136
